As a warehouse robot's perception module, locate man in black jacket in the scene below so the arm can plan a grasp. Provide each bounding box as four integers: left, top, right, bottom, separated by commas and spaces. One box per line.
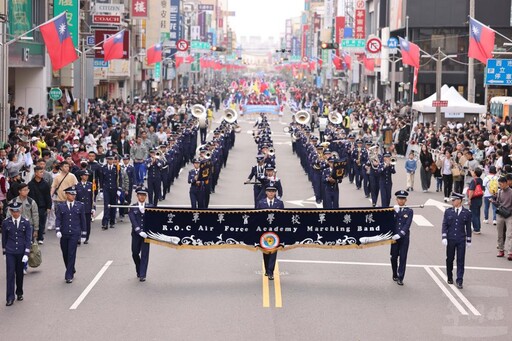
28, 166, 52, 244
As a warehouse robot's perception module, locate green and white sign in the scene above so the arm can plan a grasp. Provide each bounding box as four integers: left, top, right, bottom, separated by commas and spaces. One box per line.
154, 63, 161, 81
49, 88, 63, 101
190, 41, 211, 53
341, 39, 365, 48
54, 0, 79, 47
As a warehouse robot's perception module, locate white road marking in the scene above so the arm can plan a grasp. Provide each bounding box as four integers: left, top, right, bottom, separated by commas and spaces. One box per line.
278, 259, 512, 272
433, 266, 481, 316
413, 214, 434, 227
69, 260, 113, 310
424, 266, 468, 315
94, 211, 104, 222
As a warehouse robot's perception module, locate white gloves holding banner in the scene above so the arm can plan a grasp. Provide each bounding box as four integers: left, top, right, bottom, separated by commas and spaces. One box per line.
392, 234, 401, 240
56, 232, 62, 239
139, 232, 148, 239
22, 255, 28, 263
442, 239, 448, 246
80, 237, 86, 244
393, 205, 400, 213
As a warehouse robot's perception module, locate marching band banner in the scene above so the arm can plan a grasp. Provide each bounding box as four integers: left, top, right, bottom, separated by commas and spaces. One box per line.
144, 208, 395, 253
242, 105, 280, 115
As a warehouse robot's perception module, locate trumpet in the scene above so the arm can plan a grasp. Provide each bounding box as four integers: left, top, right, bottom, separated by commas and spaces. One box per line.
390, 157, 397, 166
268, 147, 275, 156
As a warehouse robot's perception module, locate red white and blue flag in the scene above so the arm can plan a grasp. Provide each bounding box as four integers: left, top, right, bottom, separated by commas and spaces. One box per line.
468, 17, 495, 65
146, 43, 162, 65
39, 12, 78, 71
399, 37, 420, 69
103, 31, 125, 61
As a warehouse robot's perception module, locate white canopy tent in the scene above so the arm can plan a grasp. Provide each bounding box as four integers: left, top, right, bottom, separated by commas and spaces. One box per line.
412, 85, 486, 114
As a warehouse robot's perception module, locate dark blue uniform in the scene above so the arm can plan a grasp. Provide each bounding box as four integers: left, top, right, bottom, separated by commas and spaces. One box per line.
146, 157, 164, 206
442, 207, 472, 286
322, 167, 339, 208
75, 181, 95, 242
56, 201, 87, 282
256, 198, 284, 277
2, 216, 31, 303
247, 163, 265, 207
128, 203, 153, 280
377, 163, 395, 207
351, 147, 367, 189
391, 207, 413, 282
188, 167, 206, 208
101, 164, 120, 228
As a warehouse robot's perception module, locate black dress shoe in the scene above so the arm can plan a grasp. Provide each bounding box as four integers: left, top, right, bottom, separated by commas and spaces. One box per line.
268, 275, 274, 280
447, 279, 453, 284
17, 295, 23, 301
456, 282, 463, 289
139, 277, 146, 282
84, 240, 89, 244
393, 277, 398, 282
397, 279, 404, 286
102, 226, 108, 230
66, 279, 73, 284
6, 300, 13, 306
110, 225, 115, 229
264, 273, 269, 277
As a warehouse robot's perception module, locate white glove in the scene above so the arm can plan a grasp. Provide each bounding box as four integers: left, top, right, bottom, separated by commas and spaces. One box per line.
139, 232, 148, 239
80, 237, 86, 243
393, 205, 400, 213
91, 209, 96, 217
466, 242, 471, 248
22, 255, 28, 263
56, 232, 62, 239
392, 234, 401, 240
442, 239, 448, 246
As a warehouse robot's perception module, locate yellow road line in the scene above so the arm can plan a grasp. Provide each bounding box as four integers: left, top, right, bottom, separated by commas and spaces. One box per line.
274, 262, 282, 308
262, 262, 270, 308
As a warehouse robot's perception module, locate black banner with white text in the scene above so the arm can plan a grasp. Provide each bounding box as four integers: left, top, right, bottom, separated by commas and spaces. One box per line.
143, 208, 395, 253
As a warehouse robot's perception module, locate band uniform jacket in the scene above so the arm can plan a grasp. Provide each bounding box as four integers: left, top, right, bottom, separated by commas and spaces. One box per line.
55, 201, 87, 238
442, 207, 472, 243
394, 207, 413, 238
256, 198, 284, 209
75, 182, 95, 214
128, 203, 155, 236
2, 217, 32, 256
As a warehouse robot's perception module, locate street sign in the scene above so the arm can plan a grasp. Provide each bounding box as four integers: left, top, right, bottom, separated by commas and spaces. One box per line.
190, 40, 211, 53
366, 37, 382, 53
341, 39, 365, 48
302, 56, 309, 62
92, 15, 121, 24
177, 39, 189, 51
49, 88, 63, 101
387, 37, 398, 48
432, 100, 449, 107
86, 36, 95, 46
485, 59, 512, 86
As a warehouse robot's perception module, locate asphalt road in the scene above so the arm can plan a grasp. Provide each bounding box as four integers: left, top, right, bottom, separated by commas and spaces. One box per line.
1, 110, 511, 340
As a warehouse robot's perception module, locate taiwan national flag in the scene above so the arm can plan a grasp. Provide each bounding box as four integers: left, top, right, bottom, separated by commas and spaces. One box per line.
39, 12, 78, 71
468, 17, 495, 65
146, 43, 162, 65
103, 32, 125, 61
399, 37, 420, 69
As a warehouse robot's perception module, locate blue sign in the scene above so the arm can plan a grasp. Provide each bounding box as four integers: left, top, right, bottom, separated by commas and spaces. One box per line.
387, 37, 398, 48
86, 35, 95, 46
485, 59, 512, 86
168, 0, 180, 58
93, 59, 109, 68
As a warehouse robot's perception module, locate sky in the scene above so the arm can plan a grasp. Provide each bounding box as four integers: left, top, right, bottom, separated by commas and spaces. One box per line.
227, 0, 305, 39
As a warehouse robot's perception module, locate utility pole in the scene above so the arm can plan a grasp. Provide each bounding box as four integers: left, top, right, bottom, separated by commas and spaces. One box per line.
0, 0, 8, 142
468, 0, 475, 102
435, 47, 442, 132
80, 37, 87, 117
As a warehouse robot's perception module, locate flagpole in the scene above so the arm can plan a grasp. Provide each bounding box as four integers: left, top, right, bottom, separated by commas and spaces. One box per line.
78, 29, 127, 55
6, 11, 68, 46
468, 0, 476, 103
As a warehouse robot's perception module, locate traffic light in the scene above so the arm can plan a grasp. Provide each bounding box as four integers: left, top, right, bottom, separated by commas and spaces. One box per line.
211, 46, 227, 52
321, 42, 339, 49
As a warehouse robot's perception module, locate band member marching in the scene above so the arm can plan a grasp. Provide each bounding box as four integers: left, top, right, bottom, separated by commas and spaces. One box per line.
188, 158, 206, 209
245, 155, 266, 207
377, 152, 396, 207
322, 156, 341, 208
256, 186, 284, 280
256, 164, 283, 203
128, 187, 152, 282
390, 190, 413, 286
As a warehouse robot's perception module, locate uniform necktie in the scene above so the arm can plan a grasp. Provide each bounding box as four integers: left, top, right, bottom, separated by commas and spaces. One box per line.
457, 208, 460, 215
270, 200, 273, 207
69, 203, 73, 210
15, 219, 18, 229
400, 208, 403, 213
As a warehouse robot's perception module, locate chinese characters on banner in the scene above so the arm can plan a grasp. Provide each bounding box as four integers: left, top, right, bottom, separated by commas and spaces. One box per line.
131, 0, 148, 18
54, 0, 79, 47
354, 0, 366, 39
